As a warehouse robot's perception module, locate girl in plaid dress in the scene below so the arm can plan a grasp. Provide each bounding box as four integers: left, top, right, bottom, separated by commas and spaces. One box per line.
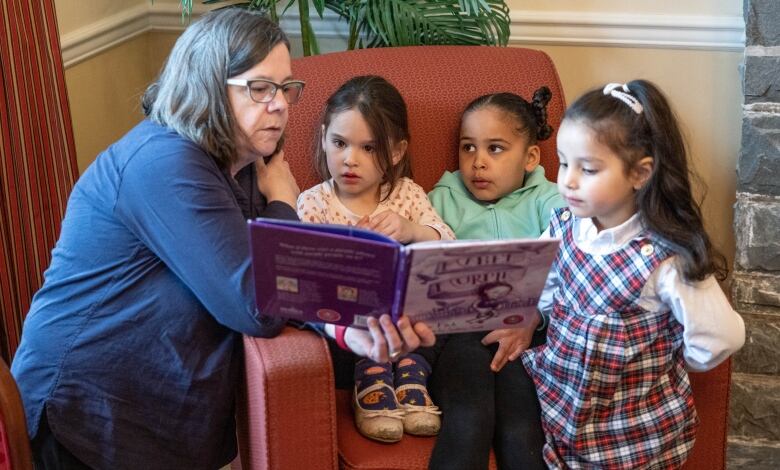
522, 80, 745, 469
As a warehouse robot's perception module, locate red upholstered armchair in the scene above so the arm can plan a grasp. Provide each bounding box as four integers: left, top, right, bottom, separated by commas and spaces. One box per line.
0, 359, 33, 470
235, 46, 732, 470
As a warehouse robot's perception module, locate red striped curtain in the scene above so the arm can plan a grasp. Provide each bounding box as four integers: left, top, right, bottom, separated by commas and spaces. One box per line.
0, 0, 77, 362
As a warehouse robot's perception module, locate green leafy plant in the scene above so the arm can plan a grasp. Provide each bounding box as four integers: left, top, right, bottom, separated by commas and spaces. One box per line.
180, 0, 510, 56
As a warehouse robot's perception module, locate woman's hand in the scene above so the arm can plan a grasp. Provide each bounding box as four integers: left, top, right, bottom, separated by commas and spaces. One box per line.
356, 211, 439, 243
481, 311, 541, 372
344, 314, 435, 363
256, 149, 299, 208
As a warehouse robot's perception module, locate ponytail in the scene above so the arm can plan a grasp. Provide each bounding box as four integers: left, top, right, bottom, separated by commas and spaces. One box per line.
462, 86, 554, 144
531, 86, 553, 141
565, 80, 727, 281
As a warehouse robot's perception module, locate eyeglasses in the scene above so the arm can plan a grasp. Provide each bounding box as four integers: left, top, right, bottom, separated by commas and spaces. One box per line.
226, 78, 305, 104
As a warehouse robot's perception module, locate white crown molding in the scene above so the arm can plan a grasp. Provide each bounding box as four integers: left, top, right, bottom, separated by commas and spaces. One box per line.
60, 6, 745, 68
510, 10, 745, 51
60, 3, 211, 68
60, 4, 148, 68
145, 3, 215, 32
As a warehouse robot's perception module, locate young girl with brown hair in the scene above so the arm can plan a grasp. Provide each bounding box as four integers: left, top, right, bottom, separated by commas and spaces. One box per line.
298, 75, 454, 443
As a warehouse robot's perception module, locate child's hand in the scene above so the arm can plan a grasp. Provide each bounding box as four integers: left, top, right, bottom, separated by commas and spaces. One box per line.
355, 215, 371, 229
357, 210, 439, 243
358, 210, 417, 243
481, 326, 535, 372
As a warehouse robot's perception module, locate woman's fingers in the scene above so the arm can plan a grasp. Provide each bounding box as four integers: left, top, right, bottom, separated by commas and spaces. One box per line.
366, 317, 388, 362
391, 316, 417, 352
396, 316, 436, 350
352, 316, 436, 362
379, 314, 403, 356
268, 148, 285, 163
407, 318, 435, 347
256, 147, 299, 207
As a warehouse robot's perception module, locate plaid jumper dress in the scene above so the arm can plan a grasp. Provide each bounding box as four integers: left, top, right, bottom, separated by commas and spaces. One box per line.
522, 209, 698, 469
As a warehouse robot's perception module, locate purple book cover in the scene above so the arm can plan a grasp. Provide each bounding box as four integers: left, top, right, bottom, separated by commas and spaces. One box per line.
249, 218, 559, 333
249, 218, 404, 328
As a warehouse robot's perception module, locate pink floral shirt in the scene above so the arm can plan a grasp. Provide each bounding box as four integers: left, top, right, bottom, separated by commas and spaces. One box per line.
297, 177, 455, 240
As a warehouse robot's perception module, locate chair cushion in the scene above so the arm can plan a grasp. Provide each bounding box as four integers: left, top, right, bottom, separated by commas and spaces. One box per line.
336, 389, 497, 470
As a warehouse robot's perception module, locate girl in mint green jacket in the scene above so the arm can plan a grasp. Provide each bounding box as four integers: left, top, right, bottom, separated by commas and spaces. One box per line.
424, 89, 563, 470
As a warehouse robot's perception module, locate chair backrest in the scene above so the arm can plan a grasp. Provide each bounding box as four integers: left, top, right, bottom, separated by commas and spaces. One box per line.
0, 360, 32, 470
286, 46, 565, 193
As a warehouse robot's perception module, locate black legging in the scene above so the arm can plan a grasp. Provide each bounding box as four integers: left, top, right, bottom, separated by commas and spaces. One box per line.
425, 331, 547, 470
326, 329, 546, 470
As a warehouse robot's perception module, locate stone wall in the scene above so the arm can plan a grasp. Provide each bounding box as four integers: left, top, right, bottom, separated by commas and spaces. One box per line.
728, 1, 780, 467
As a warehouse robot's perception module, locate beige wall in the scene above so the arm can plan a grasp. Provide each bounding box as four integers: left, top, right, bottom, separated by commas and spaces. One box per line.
534, 45, 742, 267
57, 1, 743, 265
56, 0, 147, 35
63, 32, 178, 172
506, 0, 741, 16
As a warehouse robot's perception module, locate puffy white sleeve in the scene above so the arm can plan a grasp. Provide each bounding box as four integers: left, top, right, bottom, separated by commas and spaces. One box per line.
646, 258, 745, 371
536, 226, 558, 328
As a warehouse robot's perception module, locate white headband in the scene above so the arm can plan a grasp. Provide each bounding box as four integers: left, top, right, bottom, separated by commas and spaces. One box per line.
603, 83, 643, 114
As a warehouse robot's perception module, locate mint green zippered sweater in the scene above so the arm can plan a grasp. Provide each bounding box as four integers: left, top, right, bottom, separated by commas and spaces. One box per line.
428, 166, 563, 240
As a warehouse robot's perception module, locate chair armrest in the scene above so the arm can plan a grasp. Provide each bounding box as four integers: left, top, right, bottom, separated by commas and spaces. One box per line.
236, 327, 338, 470
682, 359, 732, 470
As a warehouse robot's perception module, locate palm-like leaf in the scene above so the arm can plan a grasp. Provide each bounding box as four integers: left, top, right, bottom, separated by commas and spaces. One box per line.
297, 0, 320, 56
180, 0, 509, 54
215, 0, 320, 54
206, 1, 277, 20
329, 0, 509, 48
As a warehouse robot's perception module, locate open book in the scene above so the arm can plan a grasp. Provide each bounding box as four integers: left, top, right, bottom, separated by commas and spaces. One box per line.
249, 218, 559, 334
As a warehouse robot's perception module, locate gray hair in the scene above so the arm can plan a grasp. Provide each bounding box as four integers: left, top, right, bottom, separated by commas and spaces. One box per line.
142, 8, 290, 168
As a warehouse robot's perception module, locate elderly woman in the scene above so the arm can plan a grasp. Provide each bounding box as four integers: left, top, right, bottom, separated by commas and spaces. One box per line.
12, 8, 433, 470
